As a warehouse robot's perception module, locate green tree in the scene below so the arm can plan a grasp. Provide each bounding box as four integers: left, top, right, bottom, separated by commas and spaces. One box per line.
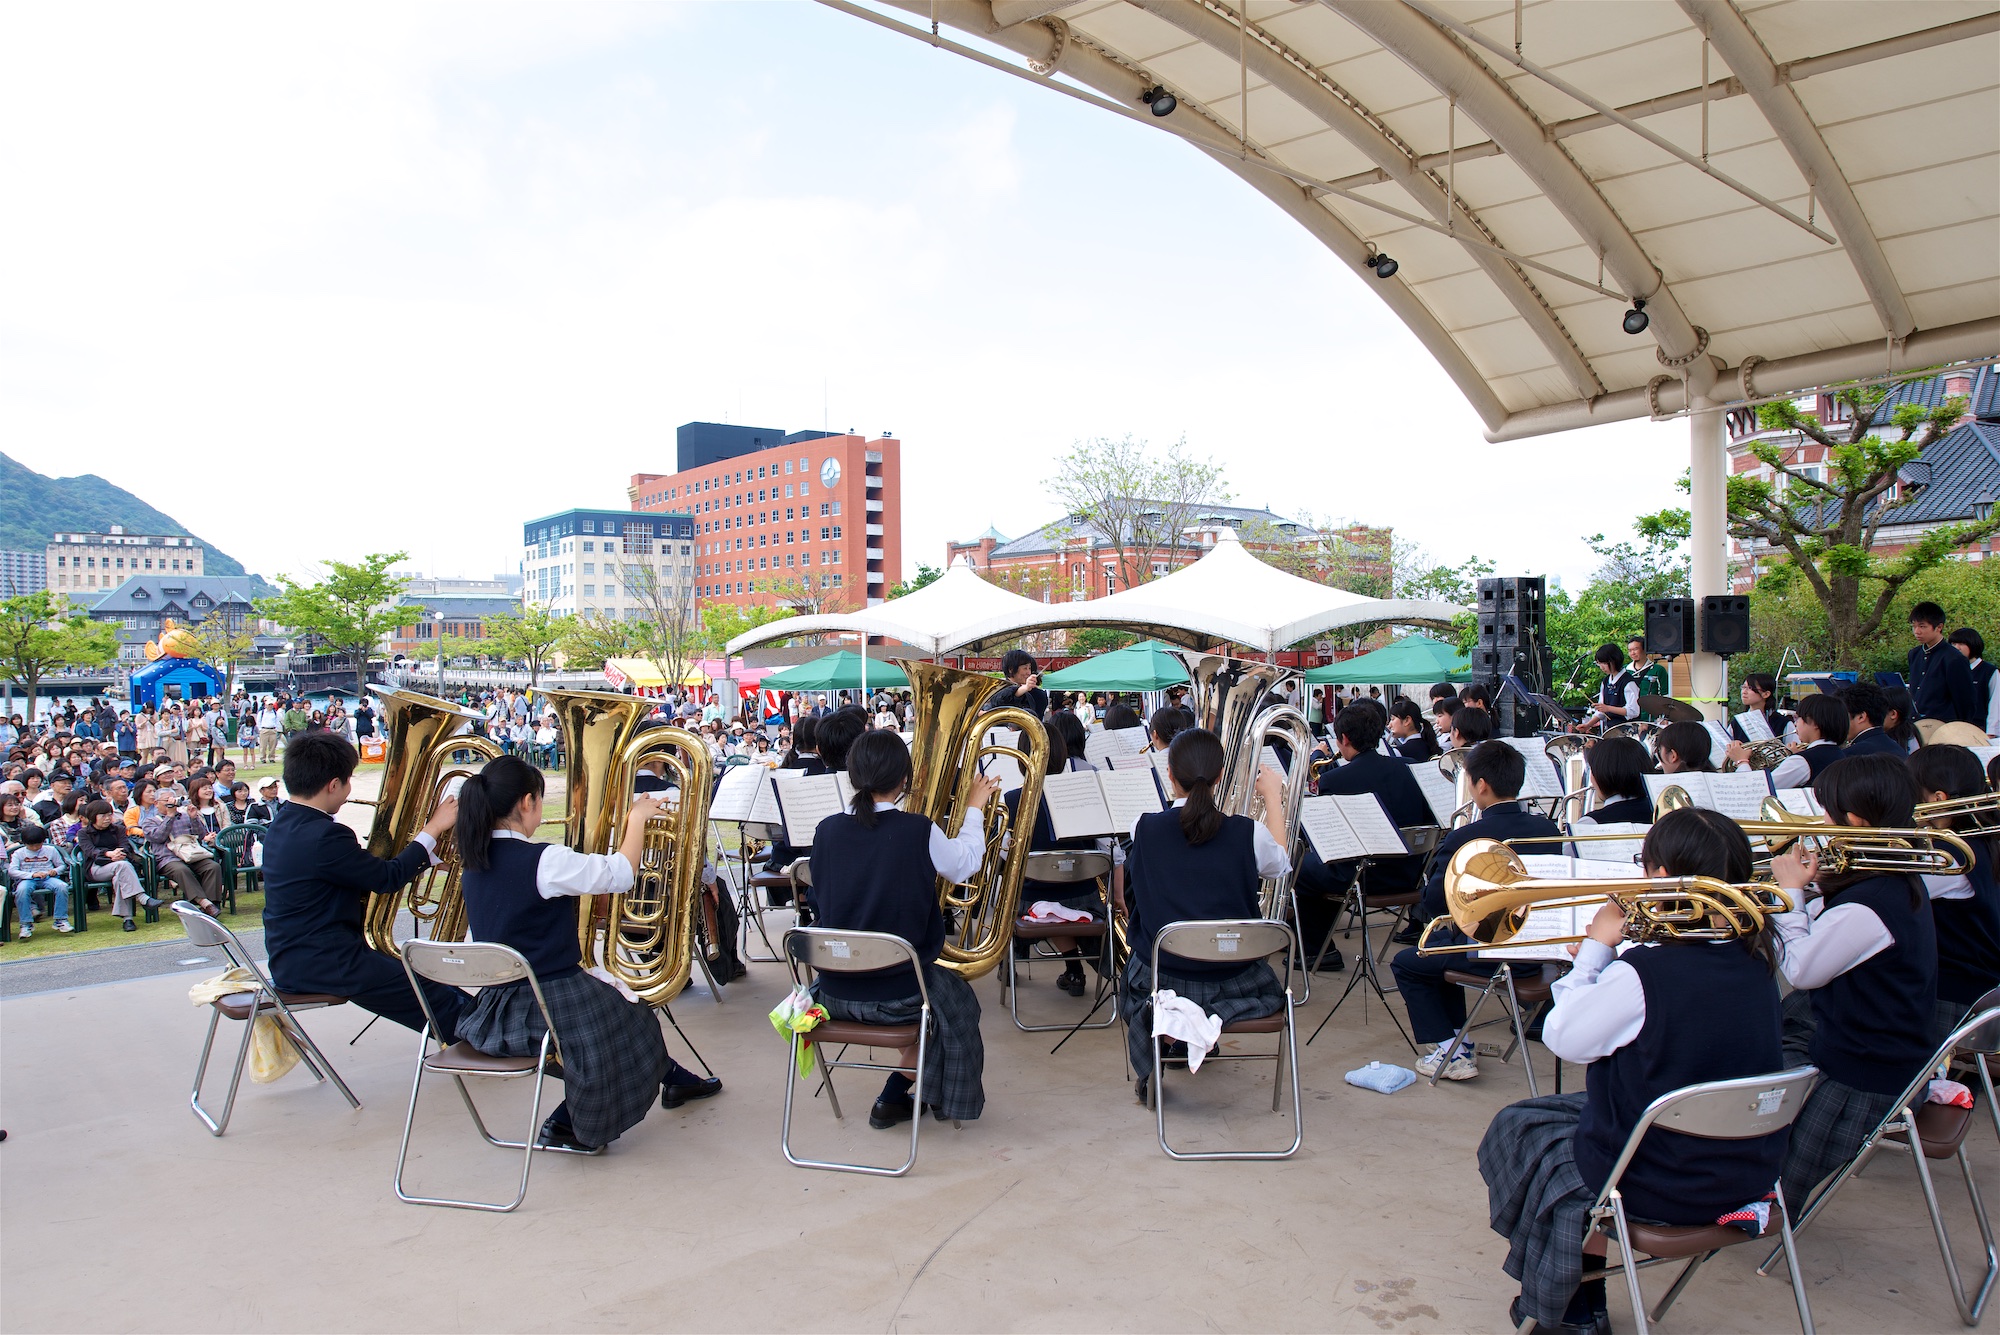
477, 605, 572, 686
1738, 556, 2000, 681
698, 601, 798, 657
1728, 375, 1998, 667
1066, 627, 1136, 655
557, 613, 642, 672
1045, 435, 1230, 590
886, 563, 943, 601
189, 615, 261, 698
255, 552, 409, 699
0, 591, 119, 716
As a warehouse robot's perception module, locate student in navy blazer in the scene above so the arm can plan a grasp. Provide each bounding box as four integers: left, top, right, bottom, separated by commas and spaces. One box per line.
1294, 705, 1433, 963
260, 733, 466, 1040
1838, 680, 1907, 758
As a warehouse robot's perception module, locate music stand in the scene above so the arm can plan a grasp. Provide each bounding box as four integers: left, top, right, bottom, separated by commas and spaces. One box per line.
1304, 855, 1417, 1053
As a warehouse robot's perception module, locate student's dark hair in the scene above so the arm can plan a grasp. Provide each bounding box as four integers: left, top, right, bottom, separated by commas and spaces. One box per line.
1642, 807, 1776, 972
1587, 736, 1653, 800
1166, 728, 1228, 845
282, 731, 357, 799
1950, 627, 1986, 658
1742, 672, 1777, 701
1881, 686, 1917, 746
81, 798, 113, 821
1814, 753, 1922, 903
1000, 649, 1037, 678
1595, 642, 1626, 671
1039, 719, 1070, 776
1453, 704, 1493, 745
1148, 706, 1190, 748
1388, 699, 1439, 758
20, 821, 44, 845
1334, 703, 1385, 754
1909, 600, 1946, 628
1841, 679, 1888, 727
1795, 692, 1849, 745
455, 755, 545, 872
1103, 702, 1142, 731
781, 715, 818, 768
1428, 681, 1458, 704
1910, 744, 1986, 816
1048, 709, 1088, 763
1432, 696, 1463, 722
1655, 720, 1716, 772
1459, 682, 1493, 708
1464, 739, 1525, 800
815, 708, 868, 772
845, 730, 912, 828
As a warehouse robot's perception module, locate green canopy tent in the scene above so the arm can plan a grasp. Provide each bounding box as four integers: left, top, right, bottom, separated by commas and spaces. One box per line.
758, 651, 910, 692
1040, 639, 1191, 692
1300, 634, 1470, 685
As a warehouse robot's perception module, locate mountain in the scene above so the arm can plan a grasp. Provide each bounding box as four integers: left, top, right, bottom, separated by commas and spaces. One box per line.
0, 453, 250, 578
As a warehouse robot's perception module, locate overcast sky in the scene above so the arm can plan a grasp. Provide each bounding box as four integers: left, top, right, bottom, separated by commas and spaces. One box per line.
2, 1, 1690, 592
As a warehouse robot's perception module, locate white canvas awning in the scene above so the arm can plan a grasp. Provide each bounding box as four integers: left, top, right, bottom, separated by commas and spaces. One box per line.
726, 556, 1059, 656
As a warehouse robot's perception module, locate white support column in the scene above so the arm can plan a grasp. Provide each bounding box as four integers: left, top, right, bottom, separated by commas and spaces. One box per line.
1688, 395, 1730, 720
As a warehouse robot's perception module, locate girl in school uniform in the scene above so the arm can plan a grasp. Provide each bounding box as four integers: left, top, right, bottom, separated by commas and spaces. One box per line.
1479, 808, 1787, 1334
1117, 728, 1291, 1102
1768, 753, 1939, 1220
1386, 699, 1441, 762
1910, 743, 2000, 1044
1652, 720, 1717, 776
1004, 724, 1110, 996
1570, 736, 1654, 828
454, 755, 720, 1155
809, 730, 998, 1130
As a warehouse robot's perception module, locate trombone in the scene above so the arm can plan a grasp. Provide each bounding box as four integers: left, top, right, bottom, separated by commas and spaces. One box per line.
1727, 795, 1975, 877
1915, 789, 2000, 835
1416, 838, 1792, 955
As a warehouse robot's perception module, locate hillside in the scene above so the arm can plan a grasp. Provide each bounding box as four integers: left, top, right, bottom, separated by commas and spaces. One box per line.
0, 453, 249, 578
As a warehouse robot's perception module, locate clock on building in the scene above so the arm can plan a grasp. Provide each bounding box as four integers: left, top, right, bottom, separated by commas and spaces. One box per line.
820, 457, 841, 488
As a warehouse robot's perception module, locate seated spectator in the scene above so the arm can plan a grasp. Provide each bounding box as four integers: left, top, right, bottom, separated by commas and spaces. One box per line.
9, 824, 71, 937
78, 800, 158, 931
142, 787, 225, 915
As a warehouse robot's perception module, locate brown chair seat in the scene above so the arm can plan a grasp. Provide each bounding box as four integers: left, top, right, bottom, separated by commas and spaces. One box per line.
213, 991, 346, 1020
811, 1019, 922, 1048
1222, 1012, 1287, 1034
1913, 1101, 1975, 1158
1013, 917, 1108, 941
1620, 1220, 1762, 1259
1444, 969, 1554, 1005
422, 1041, 542, 1076
1361, 890, 1420, 907
748, 872, 794, 890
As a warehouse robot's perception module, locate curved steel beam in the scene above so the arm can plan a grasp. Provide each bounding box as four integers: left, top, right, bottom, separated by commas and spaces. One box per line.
1128, 0, 1604, 401
1324, 0, 1706, 369
878, 0, 1512, 427
1680, 0, 1915, 340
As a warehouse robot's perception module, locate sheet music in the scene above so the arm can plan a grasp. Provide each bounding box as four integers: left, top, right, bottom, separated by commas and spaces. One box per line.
708, 765, 767, 823
1105, 752, 1150, 771
1329, 793, 1409, 857
1039, 770, 1116, 840
978, 727, 1026, 792
1702, 720, 1735, 765
748, 770, 785, 825
1084, 727, 1149, 766
1973, 745, 2000, 771
1297, 796, 1369, 864
1560, 821, 1649, 868
1499, 737, 1563, 798
1775, 789, 1826, 819
1099, 767, 1165, 835
1477, 904, 1582, 962
1150, 750, 1173, 783
1735, 710, 1775, 743
1259, 744, 1284, 777
1412, 763, 1460, 827
1709, 770, 1776, 821
772, 772, 845, 846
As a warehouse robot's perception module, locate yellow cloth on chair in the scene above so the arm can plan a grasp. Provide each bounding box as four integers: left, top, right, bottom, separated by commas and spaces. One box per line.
188, 967, 303, 1084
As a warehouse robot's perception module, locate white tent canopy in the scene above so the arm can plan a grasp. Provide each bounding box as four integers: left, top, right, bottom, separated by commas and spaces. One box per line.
726, 555, 1057, 657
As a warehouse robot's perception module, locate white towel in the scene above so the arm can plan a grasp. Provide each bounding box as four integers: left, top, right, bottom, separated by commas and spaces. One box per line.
1151, 990, 1223, 1072
1022, 900, 1094, 924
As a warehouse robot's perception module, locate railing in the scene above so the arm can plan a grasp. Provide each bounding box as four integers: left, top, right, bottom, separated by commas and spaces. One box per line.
382, 666, 613, 692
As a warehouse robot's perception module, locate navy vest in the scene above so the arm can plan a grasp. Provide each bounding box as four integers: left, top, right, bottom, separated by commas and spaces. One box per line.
1810, 874, 1938, 1093
810, 809, 942, 1001
1971, 660, 1996, 726
1599, 669, 1636, 710
1799, 742, 1843, 781
1935, 836, 2000, 1007
461, 838, 580, 981
1586, 795, 1653, 827
1572, 943, 1787, 1223
1126, 811, 1261, 977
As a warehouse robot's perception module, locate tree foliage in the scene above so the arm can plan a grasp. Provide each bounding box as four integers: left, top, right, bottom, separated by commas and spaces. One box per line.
1045, 435, 1230, 590
477, 605, 572, 686
1736, 557, 2000, 681
189, 615, 261, 698
1727, 376, 1996, 667
255, 552, 409, 699
886, 563, 942, 601
0, 591, 120, 712
1065, 627, 1137, 656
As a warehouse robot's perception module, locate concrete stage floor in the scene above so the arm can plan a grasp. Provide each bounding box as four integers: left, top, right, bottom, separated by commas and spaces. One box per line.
1, 930, 1989, 1333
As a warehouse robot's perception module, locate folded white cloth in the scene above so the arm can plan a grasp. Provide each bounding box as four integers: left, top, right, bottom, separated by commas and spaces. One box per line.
1022, 900, 1093, 924
1151, 990, 1223, 1072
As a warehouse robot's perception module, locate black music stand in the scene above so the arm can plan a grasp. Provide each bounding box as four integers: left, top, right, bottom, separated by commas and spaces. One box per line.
1305, 855, 1417, 1053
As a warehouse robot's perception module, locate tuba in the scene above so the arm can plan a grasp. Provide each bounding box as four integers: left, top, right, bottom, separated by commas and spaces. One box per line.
898, 660, 1049, 980
540, 689, 715, 1007
360, 688, 503, 957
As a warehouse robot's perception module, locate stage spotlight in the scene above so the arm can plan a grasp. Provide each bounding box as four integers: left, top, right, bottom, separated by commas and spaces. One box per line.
1622, 298, 1650, 335
1368, 252, 1398, 280
1139, 85, 1177, 117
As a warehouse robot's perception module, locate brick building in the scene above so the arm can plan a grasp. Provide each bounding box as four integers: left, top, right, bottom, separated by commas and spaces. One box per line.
630, 422, 902, 612
1727, 366, 2000, 589
48, 527, 203, 596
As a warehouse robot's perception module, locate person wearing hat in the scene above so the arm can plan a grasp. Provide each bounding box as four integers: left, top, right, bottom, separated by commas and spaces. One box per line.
248, 777, 284, 823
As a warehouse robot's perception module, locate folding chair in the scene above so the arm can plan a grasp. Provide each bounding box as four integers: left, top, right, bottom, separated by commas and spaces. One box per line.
780, 926, 938, 1177
1432, 961, 1563, 1096
1003, 850, 1116, 1033
735, 820, 793, 963
173, 903, 358, 1136
1761, 996, 2000, 1325
1579, 1066, 1819, 1335
393, 940, 590, 1213
1147, 919, 1302, 1161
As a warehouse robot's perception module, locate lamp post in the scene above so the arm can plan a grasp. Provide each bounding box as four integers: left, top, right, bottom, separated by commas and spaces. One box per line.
433, 612, 445, 694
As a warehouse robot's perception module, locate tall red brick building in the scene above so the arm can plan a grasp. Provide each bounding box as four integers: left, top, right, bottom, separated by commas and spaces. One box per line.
632, 424, 902, 612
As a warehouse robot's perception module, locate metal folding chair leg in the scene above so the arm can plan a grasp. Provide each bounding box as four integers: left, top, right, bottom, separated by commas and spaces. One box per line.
189, 1004, 259, 1136
1904, 1108, 2000, 1324
393, 1031, 558, 1213
1502, 969, 1541, 1099
781, 1026, 929, 1177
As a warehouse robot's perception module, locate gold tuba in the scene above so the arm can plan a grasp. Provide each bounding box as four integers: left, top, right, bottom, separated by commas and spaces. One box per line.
360, 688, 503, 957
540, 689, 714, 1007
897, 660, 1049, 981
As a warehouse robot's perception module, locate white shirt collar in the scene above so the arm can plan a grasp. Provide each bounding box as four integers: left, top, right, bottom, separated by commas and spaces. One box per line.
494, 828, 530, 842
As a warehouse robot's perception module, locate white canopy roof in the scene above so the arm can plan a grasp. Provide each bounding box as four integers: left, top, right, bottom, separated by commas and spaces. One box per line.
726, 556, 1058, 656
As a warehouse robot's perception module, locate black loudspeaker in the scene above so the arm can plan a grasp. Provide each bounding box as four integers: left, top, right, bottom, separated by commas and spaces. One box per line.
1701, 595, 1750, 657
1478, 576, 1551, 734
1645, 598, 1696, 657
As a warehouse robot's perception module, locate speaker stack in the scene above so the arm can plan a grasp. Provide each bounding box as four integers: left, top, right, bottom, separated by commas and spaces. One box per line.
1701, 595, 1750, 657
1475, 576, 1553, 736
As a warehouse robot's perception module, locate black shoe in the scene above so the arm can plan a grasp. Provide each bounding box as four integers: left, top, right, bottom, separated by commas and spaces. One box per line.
869, 1092, 915, 1129
661, 1067, 722, 1109
1057, 966, 1085, 996
1509, 1295, 1604, 1335
1391, 924, 1423, 946
1161, 1039, 1189, 1065
122, 918, 137, 933
1134, 1074, 1150, 1105
535, 1114, 603, 1155
1313, 952, 1347, 973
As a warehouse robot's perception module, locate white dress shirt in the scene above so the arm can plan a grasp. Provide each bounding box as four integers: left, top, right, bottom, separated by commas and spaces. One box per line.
490, 827, 635, 899
1925, 871, 1975, 902
1772, 895, 1894, 990
872, 799, 988, 883
1767, 740, 1838, 791
1542, 938, 1647, 1064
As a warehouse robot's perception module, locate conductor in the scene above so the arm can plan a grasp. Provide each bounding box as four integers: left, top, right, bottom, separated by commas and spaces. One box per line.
261, 732, 467, 1040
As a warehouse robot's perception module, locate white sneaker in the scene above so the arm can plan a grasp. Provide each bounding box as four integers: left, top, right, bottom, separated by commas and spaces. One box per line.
1415, 1041, 1453, 1077
1439, 1049, 1479, 1081
54, 921, 72, 934
17, 923, 30, 940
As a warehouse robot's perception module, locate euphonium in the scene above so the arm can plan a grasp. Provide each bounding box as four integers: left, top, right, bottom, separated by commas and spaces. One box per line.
1545, 734, 1592, 826
1440, 748, 1477, 827
1416, 837, 1790, 955
540, 689, 714, 1007
360, 687, 503, 957
898, 660, 1049, 980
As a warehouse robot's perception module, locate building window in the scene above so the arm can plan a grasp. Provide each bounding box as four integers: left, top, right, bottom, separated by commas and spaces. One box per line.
831, 501, 841, 516
582, 584, 595, 597
832, 526, 842, 539
820, 503, 830, 517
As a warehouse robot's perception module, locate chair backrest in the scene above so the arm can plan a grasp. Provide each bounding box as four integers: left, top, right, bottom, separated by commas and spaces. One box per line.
786, 926, 919, 976
1154, 919, 1293, 967
1399, 825, 1443, 857
401, 940, 533, 990
1023, 850, 1113, 884
1947, 999, 2000, 1059
1593, 1067, 1820, 1211
172, 901, 271, 987
792, 858, 814, 888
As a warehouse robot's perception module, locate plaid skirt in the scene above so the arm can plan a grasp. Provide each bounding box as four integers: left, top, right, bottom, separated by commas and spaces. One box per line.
460, 971, 670, 1149
1118, 954, 1282, 1080
818, 964, 985, 1123
1780, 1076, 1901, 1220
1478, 1092, 1593, 1329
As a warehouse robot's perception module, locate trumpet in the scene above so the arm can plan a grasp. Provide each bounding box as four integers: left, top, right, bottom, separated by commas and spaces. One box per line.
1915, 789, 2000, 834
1416, 838, 1791, 955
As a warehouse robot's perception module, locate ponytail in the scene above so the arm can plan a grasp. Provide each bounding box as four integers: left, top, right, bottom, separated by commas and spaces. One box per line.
455, 754, 544, 872
843, 730, 912, 831
1168, 728, 1227, 846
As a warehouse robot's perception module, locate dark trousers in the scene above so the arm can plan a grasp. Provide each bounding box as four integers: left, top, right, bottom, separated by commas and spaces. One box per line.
1391, 942, 1498, 1044
274, 945, 465, 1041
1293, 850, 1355, 957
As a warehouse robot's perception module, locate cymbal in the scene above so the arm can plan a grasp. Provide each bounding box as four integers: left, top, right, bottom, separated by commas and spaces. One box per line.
1641, 694, 1702, 723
